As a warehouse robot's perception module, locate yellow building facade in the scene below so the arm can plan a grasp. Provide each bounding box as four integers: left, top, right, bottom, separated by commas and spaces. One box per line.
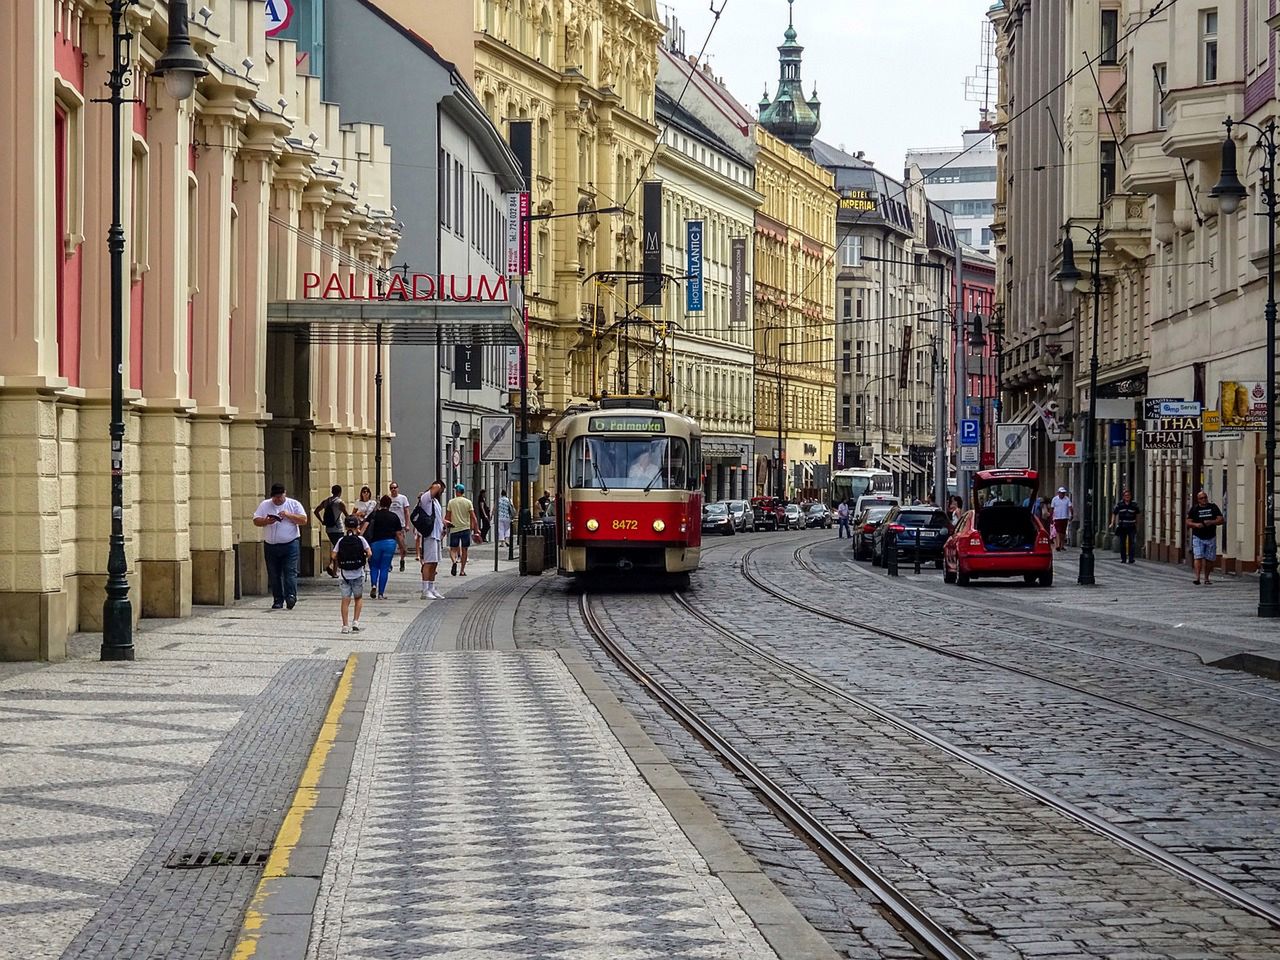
471, 0, 665, 442
752, 127, 837, 497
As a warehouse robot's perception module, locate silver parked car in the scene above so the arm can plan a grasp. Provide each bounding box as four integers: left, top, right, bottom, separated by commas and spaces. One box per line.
726, 499, 755, 532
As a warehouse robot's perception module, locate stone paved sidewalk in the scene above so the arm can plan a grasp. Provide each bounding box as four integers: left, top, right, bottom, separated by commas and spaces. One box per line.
0, 553, 514, 960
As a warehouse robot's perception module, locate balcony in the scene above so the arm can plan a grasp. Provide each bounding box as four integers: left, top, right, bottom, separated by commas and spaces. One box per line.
1122, 131, 1179, 194
1160, 82, 1243, 161
1101, 194, 1153, 263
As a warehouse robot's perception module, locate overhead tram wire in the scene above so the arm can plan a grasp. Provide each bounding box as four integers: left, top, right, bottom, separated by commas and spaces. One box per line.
775, 0, 1179, 316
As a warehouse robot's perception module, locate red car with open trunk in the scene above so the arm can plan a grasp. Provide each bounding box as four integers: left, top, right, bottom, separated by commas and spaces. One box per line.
943, 469, 1054, 587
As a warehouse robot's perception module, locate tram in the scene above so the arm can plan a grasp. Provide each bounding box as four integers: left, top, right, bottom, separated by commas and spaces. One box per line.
550, 399, 703, 584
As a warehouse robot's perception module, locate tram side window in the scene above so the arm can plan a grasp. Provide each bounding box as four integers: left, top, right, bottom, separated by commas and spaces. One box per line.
689, 439, 702, 491
568, 437, 690, 490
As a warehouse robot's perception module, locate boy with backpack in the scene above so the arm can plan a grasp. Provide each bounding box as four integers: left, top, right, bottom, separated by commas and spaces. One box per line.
331, 514, 372, 634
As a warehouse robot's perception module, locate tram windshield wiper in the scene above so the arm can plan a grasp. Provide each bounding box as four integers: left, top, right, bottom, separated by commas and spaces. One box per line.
591, 459, 610, 493
642, 467, 665, 494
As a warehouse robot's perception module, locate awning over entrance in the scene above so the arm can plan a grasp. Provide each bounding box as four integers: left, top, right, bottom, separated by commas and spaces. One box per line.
266, 300, 523, 345
703, 442, 746, 458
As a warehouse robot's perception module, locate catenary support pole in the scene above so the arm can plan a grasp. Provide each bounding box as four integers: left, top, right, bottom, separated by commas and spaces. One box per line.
934, 265, 948, 506
1078, 233, 1102, 586
954, 240, 967, 503
1261, 122, 1279, 616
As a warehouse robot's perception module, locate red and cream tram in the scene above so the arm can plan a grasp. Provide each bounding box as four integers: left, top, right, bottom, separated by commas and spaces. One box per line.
551, 399, 703, 583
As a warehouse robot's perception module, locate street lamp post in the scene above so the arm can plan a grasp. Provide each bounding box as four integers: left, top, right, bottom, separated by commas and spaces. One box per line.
100, 0, 206, 661
1211, 117, 1280, 617
1054, 227, 1102, 586
969, 313, 987, 466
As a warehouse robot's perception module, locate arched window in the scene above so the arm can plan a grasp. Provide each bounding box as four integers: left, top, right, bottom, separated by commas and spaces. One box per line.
539, 7, 553, 63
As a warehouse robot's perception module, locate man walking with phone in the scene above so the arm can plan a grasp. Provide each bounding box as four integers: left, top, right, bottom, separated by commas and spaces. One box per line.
1187, 490, 1224, 585
412, 480, 446, 599
253, 482, 309, 610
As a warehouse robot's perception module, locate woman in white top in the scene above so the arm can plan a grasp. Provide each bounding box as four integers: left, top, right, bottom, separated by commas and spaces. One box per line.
353, 485, 376, 530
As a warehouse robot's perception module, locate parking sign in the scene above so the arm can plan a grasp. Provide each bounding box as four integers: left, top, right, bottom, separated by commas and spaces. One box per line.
960, 419, 980, 446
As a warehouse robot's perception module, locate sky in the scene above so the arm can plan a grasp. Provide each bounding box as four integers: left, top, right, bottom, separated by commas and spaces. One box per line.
664, 0, 998, 175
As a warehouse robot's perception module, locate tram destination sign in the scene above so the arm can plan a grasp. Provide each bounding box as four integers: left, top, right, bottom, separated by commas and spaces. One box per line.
588, 416, 665, 433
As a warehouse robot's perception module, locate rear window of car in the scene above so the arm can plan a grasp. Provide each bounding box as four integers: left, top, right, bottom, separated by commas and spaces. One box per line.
863, 506, 894, 521
900, 510, 950, 528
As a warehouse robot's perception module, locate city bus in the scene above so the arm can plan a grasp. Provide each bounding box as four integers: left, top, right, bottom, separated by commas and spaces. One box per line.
831, 467, 894, 507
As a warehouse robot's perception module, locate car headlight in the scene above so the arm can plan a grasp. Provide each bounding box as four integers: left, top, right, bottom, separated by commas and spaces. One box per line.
653, 519, 666, 532
586, 518, 599, 532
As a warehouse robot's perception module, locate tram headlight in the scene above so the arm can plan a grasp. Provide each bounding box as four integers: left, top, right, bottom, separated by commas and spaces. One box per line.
586, 518, 599, 532
652, 519, 666, 533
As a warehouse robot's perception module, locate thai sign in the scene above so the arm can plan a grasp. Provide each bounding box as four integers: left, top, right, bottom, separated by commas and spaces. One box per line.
1219, 380, 1268, 429
301, 272, 510, 302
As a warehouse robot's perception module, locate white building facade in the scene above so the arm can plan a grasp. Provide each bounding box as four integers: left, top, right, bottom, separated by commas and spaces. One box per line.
907, 127, 998, 256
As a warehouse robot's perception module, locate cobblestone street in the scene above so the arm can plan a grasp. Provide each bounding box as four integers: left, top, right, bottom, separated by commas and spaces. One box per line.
5, 530, 1280, 958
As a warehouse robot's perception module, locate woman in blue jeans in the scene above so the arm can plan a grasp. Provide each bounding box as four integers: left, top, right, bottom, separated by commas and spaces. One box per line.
362, 495, 405, 599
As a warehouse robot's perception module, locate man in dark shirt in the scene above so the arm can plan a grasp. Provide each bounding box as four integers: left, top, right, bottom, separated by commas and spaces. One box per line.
1110, 489, 1141, 564
1186, 490, 1224, 585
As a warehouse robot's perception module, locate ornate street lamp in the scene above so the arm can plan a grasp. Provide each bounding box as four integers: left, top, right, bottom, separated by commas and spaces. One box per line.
101, 0, 206, 661
969, 313, 986, 465
1211, 117, 1278, 618
1055, 225, 1103, 586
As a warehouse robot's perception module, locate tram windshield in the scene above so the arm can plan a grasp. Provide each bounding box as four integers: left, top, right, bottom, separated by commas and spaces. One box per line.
569, 436, 689, 490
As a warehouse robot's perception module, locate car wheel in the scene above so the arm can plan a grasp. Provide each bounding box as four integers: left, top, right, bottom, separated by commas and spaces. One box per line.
957, 570, 971, 586
1023, 573, 1037, 585
934, 558, 944, 569
871, 549, 881, 567
1039, 570, 1053, 587
943, 567, 957, 584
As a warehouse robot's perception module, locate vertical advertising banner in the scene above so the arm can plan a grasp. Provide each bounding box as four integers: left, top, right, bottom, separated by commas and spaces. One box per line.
686, 220, 704, 313
453, 345, 481, 390
642, 181, 663, 306
730, 237, 747, 326
506, 346, 521, 389
505, 193, 521, 276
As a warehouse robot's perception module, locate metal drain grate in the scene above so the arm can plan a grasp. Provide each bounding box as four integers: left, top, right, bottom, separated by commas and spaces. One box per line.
165, 849, 270, 869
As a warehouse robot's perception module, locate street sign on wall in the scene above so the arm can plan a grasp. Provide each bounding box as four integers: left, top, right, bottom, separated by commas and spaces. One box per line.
1056, 440, 1081, 463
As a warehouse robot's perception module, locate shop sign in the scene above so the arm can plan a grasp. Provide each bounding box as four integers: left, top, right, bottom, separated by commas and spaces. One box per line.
1210, 430, 1244, 442
505, 346, 521, 389
1141, 431, 1191, 449
301, 272, 510, 303
1203, 410, 1222, 433
1144, 415, 1201, 433
1142, 396, 1181, 419
729, 238, 747, 325
1056, 440, 1081, 463
1097, 373, 1148, 398
1158, 400, 1201, 417
1219, 379, 1268, 429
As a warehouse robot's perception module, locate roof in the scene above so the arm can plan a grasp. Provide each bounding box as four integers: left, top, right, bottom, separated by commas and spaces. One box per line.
808, 140, 873, 170
655, 87, 751, 166
657, 46, 755, 135
351, 0, 457, 73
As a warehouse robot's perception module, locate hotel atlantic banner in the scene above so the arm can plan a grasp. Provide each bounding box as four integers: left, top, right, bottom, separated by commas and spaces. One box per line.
686, 220, 704, 313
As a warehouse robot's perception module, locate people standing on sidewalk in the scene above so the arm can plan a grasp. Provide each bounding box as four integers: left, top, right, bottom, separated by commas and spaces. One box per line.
476, 490, 492, 544
446, 483, 481, 577
1187, 490, 1225, 585
387, 481, 411, 571
252, 483, 309, 610
947, 496, 964, 527
413, 480, 446, 599
835, 500, 851, 539
1049, 486, 1073, 551
363, 495, 406, 599
313, 484, 348, 578
332, 515, 371, 634
353, 485, 376, 530
496, 489, 514, 546
1111, 489, 1141, 565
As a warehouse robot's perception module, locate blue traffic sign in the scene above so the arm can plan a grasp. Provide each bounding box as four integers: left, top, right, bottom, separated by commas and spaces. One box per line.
960, 418, 980, 446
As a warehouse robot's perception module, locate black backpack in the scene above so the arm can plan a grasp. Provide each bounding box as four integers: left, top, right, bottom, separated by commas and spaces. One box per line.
320, 497, 339, 528
410, 500, 436, 538
335, 535, 366, 571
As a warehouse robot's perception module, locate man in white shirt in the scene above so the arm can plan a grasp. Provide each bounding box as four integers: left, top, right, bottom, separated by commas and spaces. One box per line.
413, 480, 446, 599
387, 481, 412, 571
252, 482, 309, 609
1049, 486, 1073, 552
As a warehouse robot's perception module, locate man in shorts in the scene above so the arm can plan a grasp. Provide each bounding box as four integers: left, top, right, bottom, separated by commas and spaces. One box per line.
445, 483, 481, 576
414, 480, 445, 599
1049, 486, 1073, 551
331, 515, 371, 634
1186, 490, 1224, 585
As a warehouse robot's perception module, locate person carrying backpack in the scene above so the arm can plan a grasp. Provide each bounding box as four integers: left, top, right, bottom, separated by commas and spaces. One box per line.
331, 514, 371, 634
313, 484, 348, 577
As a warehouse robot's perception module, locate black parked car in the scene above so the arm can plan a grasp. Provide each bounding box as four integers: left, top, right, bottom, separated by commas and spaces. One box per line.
872, 505, 952, 567
805, 503, 831, 528
853, 503, 897, 560
702, 502, 736, 536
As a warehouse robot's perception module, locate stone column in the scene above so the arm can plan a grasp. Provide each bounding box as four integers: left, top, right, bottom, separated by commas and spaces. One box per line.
137, 87, 195, 618
0, 0, 68, 657
188, 109, 239, 601
229, 141, 276, 588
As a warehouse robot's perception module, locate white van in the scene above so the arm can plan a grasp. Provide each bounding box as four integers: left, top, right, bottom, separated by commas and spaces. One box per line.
854, 492, 901, 518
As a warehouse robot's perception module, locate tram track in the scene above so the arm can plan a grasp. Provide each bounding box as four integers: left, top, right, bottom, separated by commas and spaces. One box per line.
739, 541, 1280, 757
577, 590, 983, 960
661, 580, 1280, 931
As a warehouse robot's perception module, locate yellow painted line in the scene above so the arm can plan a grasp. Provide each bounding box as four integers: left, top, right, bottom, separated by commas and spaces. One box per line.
232, 654, 359, 960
